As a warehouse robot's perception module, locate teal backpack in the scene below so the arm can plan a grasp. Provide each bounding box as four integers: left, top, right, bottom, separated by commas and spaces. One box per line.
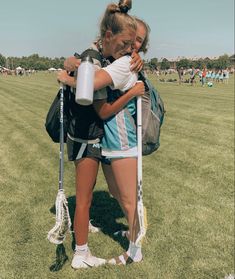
138, 72, 165, 155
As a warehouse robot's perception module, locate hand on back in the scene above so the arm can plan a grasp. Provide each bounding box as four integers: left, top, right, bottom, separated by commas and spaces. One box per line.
130, 52, 143, 72
57, 70, 75, 87
64, 56, 81, 72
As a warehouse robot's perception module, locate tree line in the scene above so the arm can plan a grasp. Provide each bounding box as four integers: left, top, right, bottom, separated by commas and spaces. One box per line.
0, 53, 234, 71
0, 54, 65, 70
147, 54, 234, 71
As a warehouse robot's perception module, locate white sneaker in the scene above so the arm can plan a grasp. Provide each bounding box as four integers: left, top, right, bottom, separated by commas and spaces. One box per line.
71, 249, 106, 269
89, 220, 100, 233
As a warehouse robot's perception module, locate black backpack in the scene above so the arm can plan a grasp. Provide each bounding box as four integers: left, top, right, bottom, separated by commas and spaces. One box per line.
45, 86, 71, 143
45, 49, 104, 143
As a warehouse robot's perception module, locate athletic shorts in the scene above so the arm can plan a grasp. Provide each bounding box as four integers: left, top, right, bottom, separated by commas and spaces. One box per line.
100, 156, 111, 165
67, 134, 102, 161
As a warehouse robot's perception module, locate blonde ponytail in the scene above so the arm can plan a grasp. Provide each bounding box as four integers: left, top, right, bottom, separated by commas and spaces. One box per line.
100, 0, 136, 38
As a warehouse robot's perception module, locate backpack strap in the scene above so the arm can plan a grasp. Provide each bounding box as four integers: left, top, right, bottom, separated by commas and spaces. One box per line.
74, 52, 80, 59
80, 49, 103, 65
73, 49, 103, 65
138, 70, 146, 81
138, 70, 150, 91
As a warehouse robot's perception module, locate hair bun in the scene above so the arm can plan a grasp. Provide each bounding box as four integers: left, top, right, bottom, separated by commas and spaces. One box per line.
118, 0, 132, 13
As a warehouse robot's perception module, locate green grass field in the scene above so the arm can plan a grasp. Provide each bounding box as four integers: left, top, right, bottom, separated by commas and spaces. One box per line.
0, 72, 234, 279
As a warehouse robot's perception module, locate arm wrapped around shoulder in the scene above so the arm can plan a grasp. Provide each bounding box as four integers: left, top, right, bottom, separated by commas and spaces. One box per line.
102, 56, 137, 91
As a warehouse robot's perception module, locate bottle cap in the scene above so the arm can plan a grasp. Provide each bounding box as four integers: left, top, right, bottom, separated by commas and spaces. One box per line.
81, 55, 93, 63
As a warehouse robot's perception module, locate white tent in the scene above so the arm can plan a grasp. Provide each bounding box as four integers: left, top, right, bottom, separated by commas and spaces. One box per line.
48, 67, 57, 72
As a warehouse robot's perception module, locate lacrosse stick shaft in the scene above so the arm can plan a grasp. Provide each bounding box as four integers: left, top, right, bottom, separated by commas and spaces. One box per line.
59, 86, 64, 191
135, 96, 146, 245
137, 96, 142, 195
47, 86, 71, 245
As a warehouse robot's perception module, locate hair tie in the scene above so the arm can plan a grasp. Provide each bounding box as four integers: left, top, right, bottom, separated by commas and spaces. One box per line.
119, 5, 129, 13
118, 0, 132, 13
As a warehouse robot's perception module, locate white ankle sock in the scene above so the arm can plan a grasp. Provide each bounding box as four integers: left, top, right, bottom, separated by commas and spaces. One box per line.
75, 243, 89, 253
127, 241, 142, 262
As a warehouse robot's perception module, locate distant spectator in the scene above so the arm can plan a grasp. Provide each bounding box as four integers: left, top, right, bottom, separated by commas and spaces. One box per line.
219, 70, 224, 83
211, 71, 216, 81
206, 70, 212, 81
215, 71, 220, 82
190, 66, 197, 86
224, 68, 229, 84
201, 67, 207, 87
177, 67, 184, 85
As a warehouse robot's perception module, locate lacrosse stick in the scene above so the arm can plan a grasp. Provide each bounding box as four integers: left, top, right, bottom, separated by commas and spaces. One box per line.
135, 96, 147, 246
47, 85, 71, 245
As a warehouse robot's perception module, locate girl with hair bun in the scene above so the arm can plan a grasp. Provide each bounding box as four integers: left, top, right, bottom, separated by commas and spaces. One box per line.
58, 0, 147, 269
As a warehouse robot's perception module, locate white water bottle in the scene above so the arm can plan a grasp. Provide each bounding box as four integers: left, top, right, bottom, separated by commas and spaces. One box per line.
75, 55, 94, 105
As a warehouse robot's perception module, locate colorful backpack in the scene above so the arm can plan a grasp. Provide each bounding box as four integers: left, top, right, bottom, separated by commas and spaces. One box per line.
138, 71, 165, 155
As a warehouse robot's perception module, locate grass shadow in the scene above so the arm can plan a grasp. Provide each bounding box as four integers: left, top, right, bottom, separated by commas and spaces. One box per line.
50, 190, 129, 251
49, 244, 69, 272
67, 190, 129, 250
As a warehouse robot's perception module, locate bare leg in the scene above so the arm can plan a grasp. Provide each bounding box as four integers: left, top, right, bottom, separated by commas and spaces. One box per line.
107, 158, 142, 265
111, 158, 139, 242
102, 162, 129, 232
101, 163, 120, 201
74, 158, 99, 245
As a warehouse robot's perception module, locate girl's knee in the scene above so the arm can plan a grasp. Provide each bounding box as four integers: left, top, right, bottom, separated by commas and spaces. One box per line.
75, 197, 92, 211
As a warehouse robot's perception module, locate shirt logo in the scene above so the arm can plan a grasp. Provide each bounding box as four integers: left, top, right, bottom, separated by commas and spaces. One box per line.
92, 143, 100, 149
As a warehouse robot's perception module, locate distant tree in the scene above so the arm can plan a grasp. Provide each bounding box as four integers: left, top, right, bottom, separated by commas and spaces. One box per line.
160, 58, 170, 70
206, 59, 216, 70
1, 54, 65, 70
143, 60, 152, 71
176, 58, 190, 69
34, 60, 48, 71
149, 58, 158, 70
229, 54, 235, 68
2, 53, 232, 72
0, 54, 6, 67
52, 57, 65, 69
214, 54, 230, 69
193, 59, 204, 69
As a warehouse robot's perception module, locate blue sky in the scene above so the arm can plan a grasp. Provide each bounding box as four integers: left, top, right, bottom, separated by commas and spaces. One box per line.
0, 0, 234, 59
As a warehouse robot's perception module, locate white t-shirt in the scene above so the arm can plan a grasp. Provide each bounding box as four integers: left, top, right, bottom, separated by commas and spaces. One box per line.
103, 55, 138, 92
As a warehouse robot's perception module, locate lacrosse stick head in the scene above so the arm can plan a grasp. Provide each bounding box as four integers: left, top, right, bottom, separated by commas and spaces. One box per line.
47, 190, 71, 245
135, 206, 147, 246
